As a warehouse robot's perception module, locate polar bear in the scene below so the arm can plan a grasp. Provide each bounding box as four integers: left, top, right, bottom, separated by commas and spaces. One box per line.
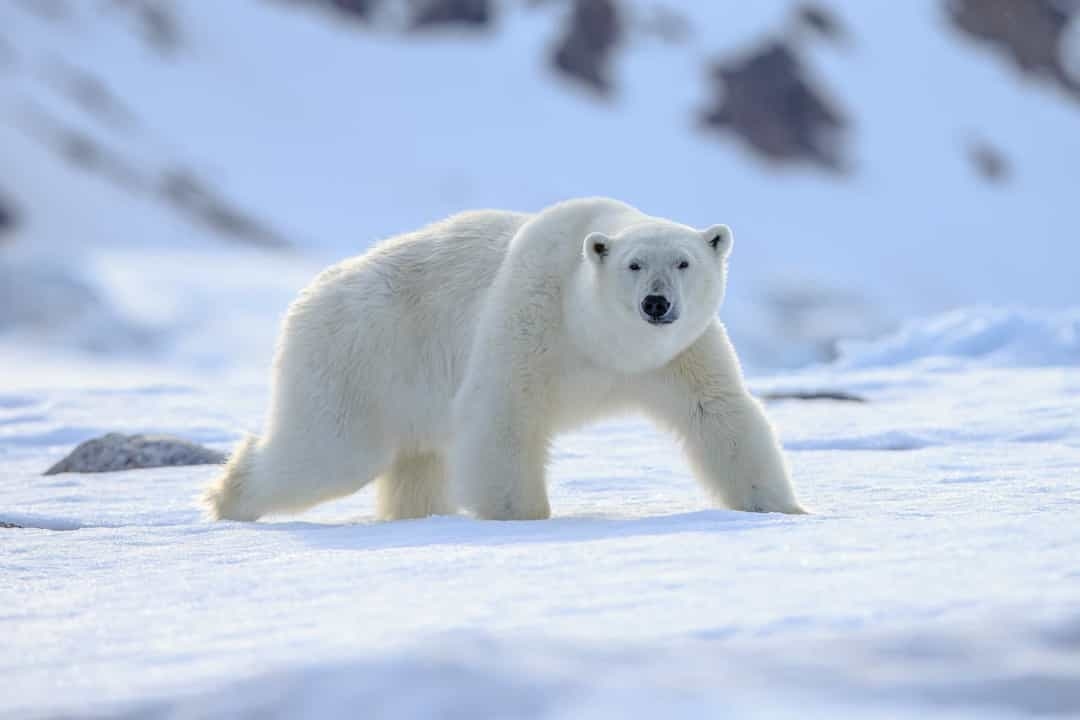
203, 197, 805, 521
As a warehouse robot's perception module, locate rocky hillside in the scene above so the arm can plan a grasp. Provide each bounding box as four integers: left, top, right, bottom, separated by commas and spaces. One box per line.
280, 0, 1080, 174
1, 0, 1078, 369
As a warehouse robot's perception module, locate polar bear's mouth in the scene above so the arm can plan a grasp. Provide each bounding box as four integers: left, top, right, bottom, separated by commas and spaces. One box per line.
646, 316, 676, 325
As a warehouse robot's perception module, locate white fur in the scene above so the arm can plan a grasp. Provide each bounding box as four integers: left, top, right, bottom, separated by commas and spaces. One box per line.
202, 198, 805, 521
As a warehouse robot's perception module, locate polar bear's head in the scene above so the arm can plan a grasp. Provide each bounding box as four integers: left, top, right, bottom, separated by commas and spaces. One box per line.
580, 220, 733, 369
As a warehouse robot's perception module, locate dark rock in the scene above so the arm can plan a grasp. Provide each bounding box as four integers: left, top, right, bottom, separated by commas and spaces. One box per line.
701, 40, 849, 172
159, 169, 289, 249
47, 61, 138, 131
968, 139, 1010, 183
21, 104, 288, 249
44, 433, 226, 475
761, 390, 867, 403
0, 521, 22, 529
274, 0, 378, 23
31, 117, 145, 191
111, 0, 183, 55
795, 3, 848, 45
551, 0, 622, 94
946, 0, 1080, 102
411, 0, 491, 29
0, 194, 15, 236
332, 0, 377, 19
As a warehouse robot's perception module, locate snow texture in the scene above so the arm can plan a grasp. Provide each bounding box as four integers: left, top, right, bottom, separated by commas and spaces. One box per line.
3, 358, 1080, 718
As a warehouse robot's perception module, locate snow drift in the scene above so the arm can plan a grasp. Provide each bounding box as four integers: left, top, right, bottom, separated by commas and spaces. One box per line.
836, 307, 1080, 369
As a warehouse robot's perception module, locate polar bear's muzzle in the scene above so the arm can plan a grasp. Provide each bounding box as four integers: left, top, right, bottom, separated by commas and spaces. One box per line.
641, 294, 678, 325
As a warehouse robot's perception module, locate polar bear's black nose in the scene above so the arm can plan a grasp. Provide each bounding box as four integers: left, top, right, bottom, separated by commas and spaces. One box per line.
642, 295, 671, 320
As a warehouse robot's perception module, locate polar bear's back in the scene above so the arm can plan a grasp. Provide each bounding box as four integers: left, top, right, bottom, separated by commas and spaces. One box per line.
272, 199, 648, 450
275, 209, 530, 448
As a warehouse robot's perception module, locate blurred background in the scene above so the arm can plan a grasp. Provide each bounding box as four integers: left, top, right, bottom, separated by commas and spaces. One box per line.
2, 0, 1078, 376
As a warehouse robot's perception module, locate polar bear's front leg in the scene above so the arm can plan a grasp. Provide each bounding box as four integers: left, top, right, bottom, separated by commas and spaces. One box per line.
451, 366, 552, 521
689, 391, 807, 514
639, 322, 806, 514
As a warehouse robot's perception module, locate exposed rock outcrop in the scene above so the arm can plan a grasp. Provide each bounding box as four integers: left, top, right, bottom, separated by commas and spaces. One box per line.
110, 0, 184, 55
968, 139, 1010, 183
0, 193, 15, 237
160, 170, 289, 249
946, 0, 1080, 101
45, 433, 226, 475
411, 0, 491, 29
551, 0, 622, 94
273, 0, 377, 24
701, 40, 849, 172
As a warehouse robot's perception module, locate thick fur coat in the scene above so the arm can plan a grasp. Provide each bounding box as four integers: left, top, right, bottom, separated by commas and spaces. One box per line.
203, 198, 805, 521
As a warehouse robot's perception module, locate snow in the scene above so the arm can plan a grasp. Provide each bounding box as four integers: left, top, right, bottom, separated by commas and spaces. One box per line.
3, 358, 1080, 718
3, 0, 1080, 716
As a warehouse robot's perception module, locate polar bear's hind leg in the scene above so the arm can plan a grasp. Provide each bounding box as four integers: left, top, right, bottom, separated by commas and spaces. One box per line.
376, 451, 452, 520
202, 429, 391, 521
202, 434, 260, 521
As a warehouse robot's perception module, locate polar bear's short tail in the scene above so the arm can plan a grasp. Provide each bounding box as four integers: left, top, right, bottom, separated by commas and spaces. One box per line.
201, 434, 262, 521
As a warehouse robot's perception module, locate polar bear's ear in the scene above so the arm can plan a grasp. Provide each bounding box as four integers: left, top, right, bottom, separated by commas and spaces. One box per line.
702, 224, 734, 259
584, 232, 611, 263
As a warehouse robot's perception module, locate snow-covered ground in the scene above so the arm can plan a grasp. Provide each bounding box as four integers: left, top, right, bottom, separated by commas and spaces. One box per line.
3, 317, 1080, 718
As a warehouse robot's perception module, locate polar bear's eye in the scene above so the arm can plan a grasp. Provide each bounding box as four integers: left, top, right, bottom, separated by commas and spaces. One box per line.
629, 262, 642, 272
678, 260, 690, 270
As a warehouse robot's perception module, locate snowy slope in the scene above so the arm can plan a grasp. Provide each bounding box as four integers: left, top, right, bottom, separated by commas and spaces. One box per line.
3, 0, 1080, 369
836, 307, 1080, 369
3, 355, 1080, 718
